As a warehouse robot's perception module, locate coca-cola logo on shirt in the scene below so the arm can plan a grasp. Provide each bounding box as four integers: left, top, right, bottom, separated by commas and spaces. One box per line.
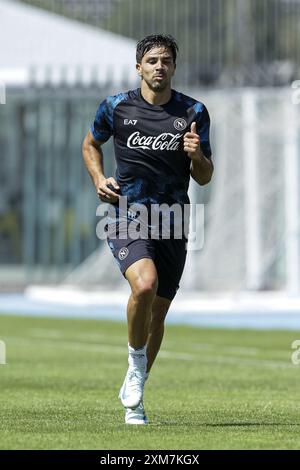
127, 131, 181, 151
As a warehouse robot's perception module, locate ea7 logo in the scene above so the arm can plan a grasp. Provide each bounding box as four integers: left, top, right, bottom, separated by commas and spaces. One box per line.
124, 119, 137, 125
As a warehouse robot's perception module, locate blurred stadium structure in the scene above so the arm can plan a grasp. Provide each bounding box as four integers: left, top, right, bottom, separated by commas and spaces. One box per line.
1, 0, 300, 305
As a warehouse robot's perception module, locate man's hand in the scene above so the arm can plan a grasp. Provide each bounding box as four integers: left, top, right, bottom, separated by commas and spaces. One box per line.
183, 122, 204, 161
96, 177, 120, 203
184, 122, 214, 185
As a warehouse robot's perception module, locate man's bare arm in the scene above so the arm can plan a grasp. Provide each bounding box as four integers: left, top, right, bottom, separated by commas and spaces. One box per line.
190, 153, 214, 186
82, 130, 120, 202
183, 122, 214, 186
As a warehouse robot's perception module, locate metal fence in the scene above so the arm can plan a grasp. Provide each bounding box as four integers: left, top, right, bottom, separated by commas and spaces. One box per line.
2, 83, 299, 292
0, 84, 116, 283
63, 87, 300, 294
1, 0, 300, 291
19, 0, 300, 86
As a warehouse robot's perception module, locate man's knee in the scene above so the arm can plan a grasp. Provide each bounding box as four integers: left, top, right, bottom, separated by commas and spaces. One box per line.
126, 259, 158, 302
131, 275, 158, 301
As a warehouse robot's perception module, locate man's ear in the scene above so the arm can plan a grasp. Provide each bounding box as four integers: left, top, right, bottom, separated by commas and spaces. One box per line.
136, 63, 142, 77
172, 63, 176, 76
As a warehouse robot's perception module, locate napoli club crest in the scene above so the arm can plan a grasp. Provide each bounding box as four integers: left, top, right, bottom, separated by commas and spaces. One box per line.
173, 118, 187, 131
118, 247, 129, 260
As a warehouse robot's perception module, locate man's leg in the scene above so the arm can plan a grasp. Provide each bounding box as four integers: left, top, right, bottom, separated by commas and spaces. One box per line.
146, 295, 172, 373
145, 238, 187, 373
121, 268, 169, 424
123, 295, 171, 423
125, 258, 158, 349
119, 257, 157, 410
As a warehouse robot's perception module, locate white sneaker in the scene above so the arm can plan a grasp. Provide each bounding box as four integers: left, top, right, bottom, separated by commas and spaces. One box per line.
119, 366, 145, 409
125, 401, 148, 425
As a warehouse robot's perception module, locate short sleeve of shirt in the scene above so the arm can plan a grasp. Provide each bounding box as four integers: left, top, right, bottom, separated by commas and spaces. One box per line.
90, 98, 113, 143
195, 104, 212, 158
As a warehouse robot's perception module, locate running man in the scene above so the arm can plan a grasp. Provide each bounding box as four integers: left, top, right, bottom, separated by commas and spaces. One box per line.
82, 34, 213, 424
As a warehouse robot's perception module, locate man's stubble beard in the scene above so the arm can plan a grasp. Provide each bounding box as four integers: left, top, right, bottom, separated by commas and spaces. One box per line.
144, 77, 170, 93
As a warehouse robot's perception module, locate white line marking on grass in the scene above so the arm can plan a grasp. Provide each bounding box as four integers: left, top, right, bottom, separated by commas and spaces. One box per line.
26, 332, 290, 360
158, 351, 195, 361
28, 330, 125, 344
199, 355, 294, 369
51, 341, 194, 361
74, 333, 127, 345
5, 336, 194, 361
5, 335, 295, 369
167, 341, 291, 359
186, 343, 260, 356
29, 329, 64, 339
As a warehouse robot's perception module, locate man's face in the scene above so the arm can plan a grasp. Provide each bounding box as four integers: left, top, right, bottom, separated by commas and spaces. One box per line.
136, 46, 176, 92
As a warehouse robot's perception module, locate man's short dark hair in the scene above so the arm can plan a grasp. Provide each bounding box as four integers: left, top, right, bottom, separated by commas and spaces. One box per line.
136, 34, 178, 64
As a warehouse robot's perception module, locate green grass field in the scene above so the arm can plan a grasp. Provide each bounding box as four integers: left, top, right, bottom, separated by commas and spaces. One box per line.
0, 314, 300, 450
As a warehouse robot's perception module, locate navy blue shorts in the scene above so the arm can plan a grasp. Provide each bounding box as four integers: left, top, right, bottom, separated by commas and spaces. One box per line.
106, 235, 188, 301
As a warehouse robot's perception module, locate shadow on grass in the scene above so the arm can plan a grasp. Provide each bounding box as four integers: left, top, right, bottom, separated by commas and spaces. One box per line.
152, 420, 300, 427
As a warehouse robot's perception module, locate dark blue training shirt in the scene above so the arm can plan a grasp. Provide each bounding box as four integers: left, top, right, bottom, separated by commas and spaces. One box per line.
91, 88, 212, 237
91, 88, 211, 206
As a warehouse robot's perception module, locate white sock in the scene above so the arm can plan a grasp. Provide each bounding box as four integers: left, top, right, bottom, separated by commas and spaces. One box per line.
128, 343, 147, 371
